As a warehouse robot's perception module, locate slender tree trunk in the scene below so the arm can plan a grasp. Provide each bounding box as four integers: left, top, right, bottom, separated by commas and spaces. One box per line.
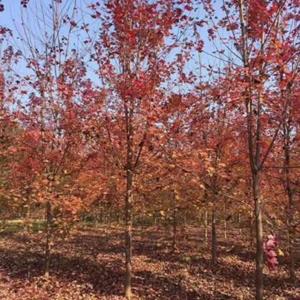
172, 206, 177, 251
238, 1, 264, 298
287, 198, 296, 282
283, 117, 296, 282
249, 211, 254, 247
172, 191, 177, 252
238, 212, 242, 235
124, 103, 134, 300
183, 210, 187, 240
26, 203, 31, 234
203, 191, 209, 246
252, 101, 264, 300
211, 205, 217, 267
45, 201, 52, 277
97, 201, 102, 226
205, 210, 208, 245
287, 203, 296, 282
253, 172, 263, 300
125, 169, 133, 300
224, 201, 227, 240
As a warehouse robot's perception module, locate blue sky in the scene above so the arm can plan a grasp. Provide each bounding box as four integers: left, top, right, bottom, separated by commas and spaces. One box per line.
0, 0, 234, 93
1, 0, 22, 29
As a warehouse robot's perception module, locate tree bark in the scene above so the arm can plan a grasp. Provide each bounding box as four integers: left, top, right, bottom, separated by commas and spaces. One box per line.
125, 169, 133, 300
124, 102, 134, 300
238, 212, 242, 235
25, 203, 31, 234
172, 205, 177, 251
172, 189, 178, 252
211, 206, 217, 267
283, 112, 296, 282
205, 210, 208, 245
249, 211, 254, 247
253, 172, 264, 300
224, 201, 227, 240
238, 1, 265, 296
45, 201, 52, 277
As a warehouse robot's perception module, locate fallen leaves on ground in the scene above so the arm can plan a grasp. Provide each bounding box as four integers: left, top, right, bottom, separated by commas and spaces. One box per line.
0, 226, 298, 299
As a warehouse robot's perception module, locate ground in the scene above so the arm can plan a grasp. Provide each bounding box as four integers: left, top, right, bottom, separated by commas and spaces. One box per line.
0, 225, 298, 299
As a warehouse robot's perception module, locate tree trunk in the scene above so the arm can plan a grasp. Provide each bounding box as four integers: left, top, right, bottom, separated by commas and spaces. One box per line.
287, 209, 296, 282
238, 212, 242, 235
205, 210, 208, 245
25, 203, 31, 234
124, 102, 134, 300
283, 116, 296, 282
183, 211, 187, 242
238, 1, 265, 298
288, 195, 296, 281
172, 207, 177, 251
125, 169, 133, 300
172, 191, 177, 252
224, 201, 227, 240
45, 201, 52, 277
211, 206, 217, 267
253, 173, 264, 300
249, 211, 254, 247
